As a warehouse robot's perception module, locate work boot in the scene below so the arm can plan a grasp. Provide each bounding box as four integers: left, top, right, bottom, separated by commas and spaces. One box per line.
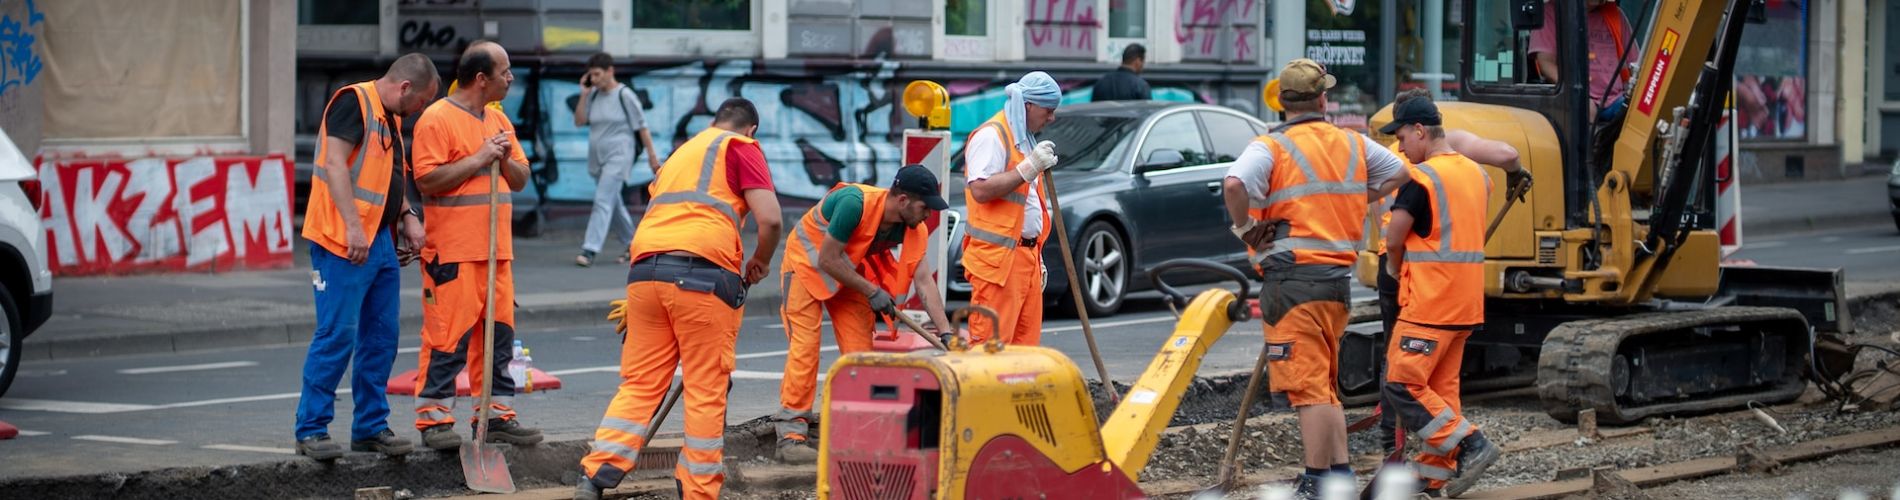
351, 429, 414, 457
776, 437, 820, 464
421, 423, 462, 451
1444, 431, 1500, 498
1292, 473, 1323, 500
572, 475, 603, 500
478, 418, 544, 445
296, 434, 344, 461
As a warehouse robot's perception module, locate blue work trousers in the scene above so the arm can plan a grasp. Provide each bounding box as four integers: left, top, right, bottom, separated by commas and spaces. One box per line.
295, 229, 402, 441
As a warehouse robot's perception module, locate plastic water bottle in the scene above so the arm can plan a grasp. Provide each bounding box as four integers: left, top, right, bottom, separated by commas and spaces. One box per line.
508, 341, 529, 392
519, 348, 535, 393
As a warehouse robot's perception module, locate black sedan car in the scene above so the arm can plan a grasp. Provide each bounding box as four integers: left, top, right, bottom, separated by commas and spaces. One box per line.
944, 101, 1271, 316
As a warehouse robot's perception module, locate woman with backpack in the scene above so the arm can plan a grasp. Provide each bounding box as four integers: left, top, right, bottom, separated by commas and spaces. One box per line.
574, 52, 662, 266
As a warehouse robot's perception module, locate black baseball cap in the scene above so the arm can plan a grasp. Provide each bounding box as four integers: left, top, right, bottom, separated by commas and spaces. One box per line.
1378, 97, 1444, 135
892, 164, 950, 210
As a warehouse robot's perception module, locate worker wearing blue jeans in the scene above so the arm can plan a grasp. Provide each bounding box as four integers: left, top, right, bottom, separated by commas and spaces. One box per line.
296, 229, 409, 458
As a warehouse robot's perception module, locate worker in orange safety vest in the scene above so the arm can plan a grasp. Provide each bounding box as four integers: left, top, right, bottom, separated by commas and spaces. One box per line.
961, 71, 1063, 346
1220, 59, 1409, 497
771, 164, 956, 463
574, 97, 783, 500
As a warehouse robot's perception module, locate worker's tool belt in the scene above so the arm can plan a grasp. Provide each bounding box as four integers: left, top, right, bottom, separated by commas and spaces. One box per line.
628, 254, 747, 309
1018, 237, 1038, 249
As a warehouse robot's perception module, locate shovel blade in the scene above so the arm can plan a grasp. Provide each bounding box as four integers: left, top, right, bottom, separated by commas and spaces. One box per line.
460, 443, 517, 494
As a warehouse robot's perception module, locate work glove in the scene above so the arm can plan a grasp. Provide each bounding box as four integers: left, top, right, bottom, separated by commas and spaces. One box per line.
867, 289, 899, 320
1507, 169, 1534, 192
607, 299, 629, 336
1015, 140, 1059, 184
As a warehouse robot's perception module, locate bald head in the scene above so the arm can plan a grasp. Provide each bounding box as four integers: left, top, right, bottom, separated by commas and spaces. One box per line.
453, 40, 513, 103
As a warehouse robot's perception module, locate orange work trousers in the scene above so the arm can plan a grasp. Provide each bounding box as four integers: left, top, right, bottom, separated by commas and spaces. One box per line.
1382, 321, 1475, 490
1259, 275, 1350, 407
579, 280, 742, 500
966, 245, 1043, 346
414, 259, 519, 430
774, 272, 879, 441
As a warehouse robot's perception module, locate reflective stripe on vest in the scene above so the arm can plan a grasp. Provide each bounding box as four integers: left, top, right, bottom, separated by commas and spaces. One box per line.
960, 112, 1046, 284
648, 132, 741, 224
1406, 163, 1485, 264
790, 206, 843, 296
1244, 122, 1370, 268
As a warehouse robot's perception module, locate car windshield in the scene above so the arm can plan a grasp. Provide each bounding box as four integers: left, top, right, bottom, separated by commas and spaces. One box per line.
953, 115, 1139, 174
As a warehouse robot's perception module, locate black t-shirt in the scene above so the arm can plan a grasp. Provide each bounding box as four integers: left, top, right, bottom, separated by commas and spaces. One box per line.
323, 90, 407, 235
1390, 181, 1433, 239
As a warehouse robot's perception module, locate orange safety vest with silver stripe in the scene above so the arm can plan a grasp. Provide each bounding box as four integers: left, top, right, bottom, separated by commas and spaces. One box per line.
628, 127, 757, 274
1396, 153, 1490, 326
960, 111, 1049, 284
1245, 117, 1369, 270
1370, 141, 1404, 255
783, 184, 930, 300
303, 81, 399, 258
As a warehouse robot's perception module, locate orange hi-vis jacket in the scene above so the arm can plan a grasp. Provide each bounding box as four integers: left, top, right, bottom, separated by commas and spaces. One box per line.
412, 98, 529, 263
304, 81, 399, 258
629, 127, 758, 274
1397, 152, 1491, 326
960, 111, 1050, 284
1246, 118, 1369, 270
783, 184, 930, 300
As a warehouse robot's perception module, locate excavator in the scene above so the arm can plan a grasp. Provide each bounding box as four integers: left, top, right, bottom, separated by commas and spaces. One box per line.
1340, 0, 1850, 424
812, 0, 1850, 497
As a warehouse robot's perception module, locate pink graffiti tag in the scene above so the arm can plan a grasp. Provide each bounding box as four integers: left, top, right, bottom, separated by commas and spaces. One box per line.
1174, 0, 1257, 61
1028, 0, 1099, 50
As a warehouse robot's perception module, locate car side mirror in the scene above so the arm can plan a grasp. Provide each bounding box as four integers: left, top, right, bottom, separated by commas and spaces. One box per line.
1512, 0, 1544, 31
1135, 149, 1186, 175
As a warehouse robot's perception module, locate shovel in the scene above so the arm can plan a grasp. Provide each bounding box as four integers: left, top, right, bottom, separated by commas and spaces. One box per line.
462, 156, 515, 494
891, 310, 951, 351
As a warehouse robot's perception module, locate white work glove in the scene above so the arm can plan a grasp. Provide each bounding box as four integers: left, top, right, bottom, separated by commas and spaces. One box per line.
1230, 219, 1257, 242
1015, 140, 1059, 184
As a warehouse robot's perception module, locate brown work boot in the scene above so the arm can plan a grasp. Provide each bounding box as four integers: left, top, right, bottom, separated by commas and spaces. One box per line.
296, 434, 344, 461
478, 418, 544, 446
421, 423, 462, 451
776, 437, 820, 464
350, 429, 414, 457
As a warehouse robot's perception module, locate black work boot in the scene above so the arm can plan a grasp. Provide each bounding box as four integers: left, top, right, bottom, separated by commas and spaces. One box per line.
572, 475, 604, 500
421, 423, 462, 451
478, 418, 544, 445
1444, 430, 1499, 498
296, 434, 344, 461
351, 429, 414, 457
1293, 473, 1324, 500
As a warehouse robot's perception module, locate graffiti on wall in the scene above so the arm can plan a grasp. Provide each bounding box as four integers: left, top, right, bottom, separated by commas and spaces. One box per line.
0, 0, 42, 96
1026, 0, 1101, 59
1175, 0, 1260, 63
508, 61, 1229, 204
38, 156, 296, 276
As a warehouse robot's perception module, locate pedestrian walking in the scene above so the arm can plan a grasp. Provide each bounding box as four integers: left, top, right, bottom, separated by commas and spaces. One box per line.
1219, 59, 1408, 497
574, 97, 783, 500
408, 40, 544, 451
294, 53, 439, 461
961, 71, 1063, 347
573, 52, 661, 267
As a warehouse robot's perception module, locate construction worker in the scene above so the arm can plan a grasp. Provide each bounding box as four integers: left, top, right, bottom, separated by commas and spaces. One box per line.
574, 97, 782, 500
293, 53, 439, 461
1372, 89, 1525, 455
962, 71, 1062, 346
772, 164, 956, 462
408, 40, 544, 450
1378, 95, 1513, 497
1220, 59, 1407, 497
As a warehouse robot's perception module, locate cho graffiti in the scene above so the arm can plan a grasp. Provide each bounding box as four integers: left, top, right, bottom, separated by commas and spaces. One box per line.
38, 156, 296, 276
509, 61, 1217, 204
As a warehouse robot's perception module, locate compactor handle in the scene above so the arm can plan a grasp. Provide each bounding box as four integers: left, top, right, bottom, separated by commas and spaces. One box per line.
951, 306, 1004, 353
1147, 258, 1252, 322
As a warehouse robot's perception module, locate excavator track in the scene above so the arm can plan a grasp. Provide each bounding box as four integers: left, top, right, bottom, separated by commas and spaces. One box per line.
1537, 306, 1812, 425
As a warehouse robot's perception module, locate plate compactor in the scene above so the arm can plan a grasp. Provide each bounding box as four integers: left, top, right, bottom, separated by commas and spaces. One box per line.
818, 260, 1250, 499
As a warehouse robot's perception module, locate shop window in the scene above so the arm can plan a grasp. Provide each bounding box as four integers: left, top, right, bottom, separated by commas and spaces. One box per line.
300, 0, 377, 25
1110, 0, 1145, 38
1468, 0, 1531, 87
635, 0, 751, 30
948, 0, 987, 36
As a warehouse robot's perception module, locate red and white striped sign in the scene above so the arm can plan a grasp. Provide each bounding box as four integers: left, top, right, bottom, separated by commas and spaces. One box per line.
1715, 96, 1742, 257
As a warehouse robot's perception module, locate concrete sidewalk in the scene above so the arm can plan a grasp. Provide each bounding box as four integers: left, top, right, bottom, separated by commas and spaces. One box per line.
23, 204, 812, 361
22, 173, 1891, 361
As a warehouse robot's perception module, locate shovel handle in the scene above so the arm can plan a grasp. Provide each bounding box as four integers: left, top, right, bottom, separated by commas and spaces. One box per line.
892, 311, 951, 351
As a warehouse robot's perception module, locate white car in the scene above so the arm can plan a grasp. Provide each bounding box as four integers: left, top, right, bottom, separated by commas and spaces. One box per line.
0, 129, 54, 398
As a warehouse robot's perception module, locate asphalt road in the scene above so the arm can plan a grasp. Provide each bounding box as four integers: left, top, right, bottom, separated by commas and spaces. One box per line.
1, 223, 1892, 481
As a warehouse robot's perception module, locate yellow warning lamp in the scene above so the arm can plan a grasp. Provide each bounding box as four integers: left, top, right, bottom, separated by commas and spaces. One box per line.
1263, 78, 1284, 113
903, 80, 950, 130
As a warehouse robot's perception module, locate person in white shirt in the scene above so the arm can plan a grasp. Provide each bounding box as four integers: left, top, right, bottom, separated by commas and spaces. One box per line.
960, 71, 1062, 346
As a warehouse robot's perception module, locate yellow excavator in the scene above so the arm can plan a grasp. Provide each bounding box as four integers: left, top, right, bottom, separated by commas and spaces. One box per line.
1343, 0, 1849, 424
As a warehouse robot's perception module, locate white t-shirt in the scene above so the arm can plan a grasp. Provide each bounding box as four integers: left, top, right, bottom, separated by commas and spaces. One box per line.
964, 126, 1044, 239
1224, 130, 1406, 205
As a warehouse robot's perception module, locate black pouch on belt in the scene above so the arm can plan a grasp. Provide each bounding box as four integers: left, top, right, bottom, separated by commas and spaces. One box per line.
629, 259, 747, 309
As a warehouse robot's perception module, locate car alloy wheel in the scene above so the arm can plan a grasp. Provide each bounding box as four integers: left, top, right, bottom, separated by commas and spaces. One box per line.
1078, 221, 1127, 316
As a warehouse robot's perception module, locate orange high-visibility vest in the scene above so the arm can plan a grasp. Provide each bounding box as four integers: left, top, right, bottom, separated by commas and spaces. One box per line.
783, 184, 930, 300
960, 111, 1049, 284
414, 98, 526, 263
628, 127, 757, 274
303, 81, 399, 258
1245, 118, 1369, 270
1396, 152, 1490, 326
